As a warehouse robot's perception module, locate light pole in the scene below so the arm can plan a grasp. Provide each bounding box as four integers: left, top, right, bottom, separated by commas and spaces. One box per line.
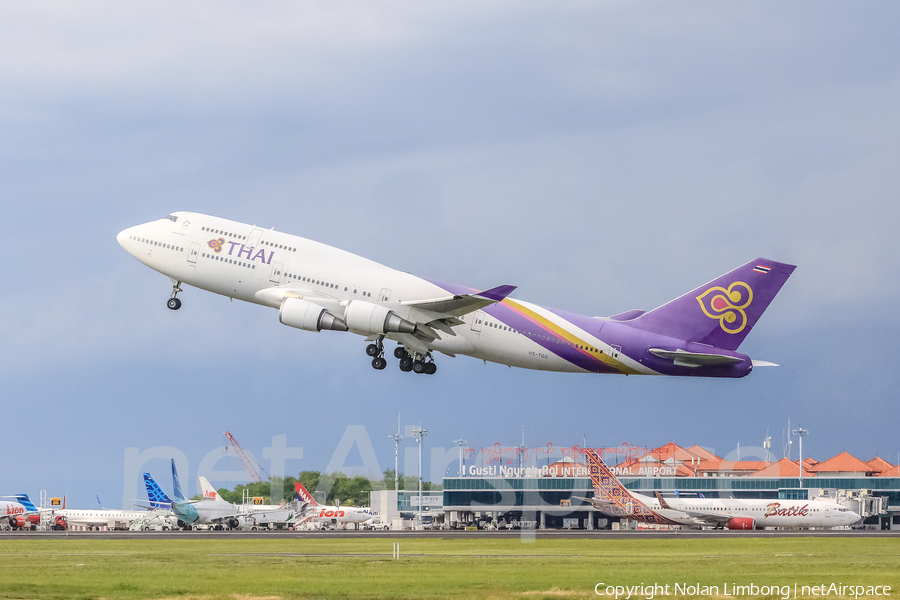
793, 426, 809, 485
388, 412, 403, 492
413, 426, 427, 526
453, 437, 467, 476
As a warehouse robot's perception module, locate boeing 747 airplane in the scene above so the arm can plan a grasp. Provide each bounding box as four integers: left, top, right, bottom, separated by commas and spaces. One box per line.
579, 449, 861, 530
118, 212, 795, 376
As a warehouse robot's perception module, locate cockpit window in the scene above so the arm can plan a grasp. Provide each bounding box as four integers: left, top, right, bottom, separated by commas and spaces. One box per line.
166, 215, 178, 223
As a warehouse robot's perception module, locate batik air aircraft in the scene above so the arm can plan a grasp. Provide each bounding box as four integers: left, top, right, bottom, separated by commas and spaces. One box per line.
118, 212, 795, 375
579, 449, 861, 530
294, 482, 372, 527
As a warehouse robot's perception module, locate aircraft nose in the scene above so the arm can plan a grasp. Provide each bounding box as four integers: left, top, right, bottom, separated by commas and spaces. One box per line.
117, 227, 131, 249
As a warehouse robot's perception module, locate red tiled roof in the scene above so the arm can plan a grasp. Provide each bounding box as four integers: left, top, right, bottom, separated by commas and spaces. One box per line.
684, 444, 722, 461
867, 456, 895, 474
807, 451, 874, 474
675, 463, 695, 477
878, 464, 900, 477
649, 442, 685, 461
748, 458, 810, 478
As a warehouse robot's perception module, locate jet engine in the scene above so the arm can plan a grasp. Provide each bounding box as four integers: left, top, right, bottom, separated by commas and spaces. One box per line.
228, 517, 240, 530
279, 298, 348, 332
343, 300, 416, 335
9, 514, 40, 529
726, 517, 756, 530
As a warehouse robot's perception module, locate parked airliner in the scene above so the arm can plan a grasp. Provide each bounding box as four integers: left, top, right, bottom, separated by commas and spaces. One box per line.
118, 212, 795, 376
144, 461, 288, 530
1, 496, 37, 530
198, 476, 294, 525
579, 449, 861, 530
294, 482, 372, 527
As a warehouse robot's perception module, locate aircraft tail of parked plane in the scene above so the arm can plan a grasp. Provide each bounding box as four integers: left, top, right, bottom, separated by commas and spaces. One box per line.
294, 482, 319, 507
143, 473, 174, 509
171, 459, 186, 502
580, 448, 678, 525
10, 494, 38, 513
198, 476, 227, 502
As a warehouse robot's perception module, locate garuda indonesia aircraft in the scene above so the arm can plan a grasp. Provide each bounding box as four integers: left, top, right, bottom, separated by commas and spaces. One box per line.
118, 212, 795, 377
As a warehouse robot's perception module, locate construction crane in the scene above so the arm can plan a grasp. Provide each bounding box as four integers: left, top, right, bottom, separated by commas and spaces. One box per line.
224, 431, 265, 483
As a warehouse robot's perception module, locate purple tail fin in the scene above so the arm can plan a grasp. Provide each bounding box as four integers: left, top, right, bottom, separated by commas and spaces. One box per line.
630, 258, 796, 351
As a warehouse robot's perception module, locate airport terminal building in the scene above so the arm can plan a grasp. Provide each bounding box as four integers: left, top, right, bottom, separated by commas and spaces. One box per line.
437, 444, 900, 530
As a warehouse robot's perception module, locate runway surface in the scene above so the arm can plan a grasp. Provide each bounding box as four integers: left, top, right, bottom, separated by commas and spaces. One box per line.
2, 529, 898, 540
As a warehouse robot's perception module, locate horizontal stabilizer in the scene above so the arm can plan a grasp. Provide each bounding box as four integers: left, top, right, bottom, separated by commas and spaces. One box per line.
649, 348, 744, 368
402, 284, 516, 317
610, 309, 646, 321
751, 359, 779, 367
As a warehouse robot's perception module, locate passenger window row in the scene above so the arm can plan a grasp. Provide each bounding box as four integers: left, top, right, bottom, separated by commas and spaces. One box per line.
202, 253, 256, 269
202, 226, 245, 241
283, 272, 372, 297
129, 235, 183, 253
484, 319, 602, 354
262, 240, 297, 253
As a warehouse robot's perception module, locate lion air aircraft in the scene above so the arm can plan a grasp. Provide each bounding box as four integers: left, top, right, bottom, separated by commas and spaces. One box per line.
294, 482, 372, 527
1, 496, 39, 530
118, 212, 795, 376
579, 449, 861, 530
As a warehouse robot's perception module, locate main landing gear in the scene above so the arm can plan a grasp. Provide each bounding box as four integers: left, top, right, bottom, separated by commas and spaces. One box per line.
366, 339, 387, 370
366, 340, 436, 375
167, 280, 183, 310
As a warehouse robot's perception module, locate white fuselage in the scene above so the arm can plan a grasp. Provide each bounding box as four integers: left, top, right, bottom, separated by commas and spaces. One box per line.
2, 501, 28, 520
53, 508, 148, 527
628, 492, 860, 529
305, 504, 372, 525
117, 212, 649, 374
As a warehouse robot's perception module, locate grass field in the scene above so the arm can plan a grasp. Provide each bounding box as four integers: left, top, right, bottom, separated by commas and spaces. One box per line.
0, 536, 898, 600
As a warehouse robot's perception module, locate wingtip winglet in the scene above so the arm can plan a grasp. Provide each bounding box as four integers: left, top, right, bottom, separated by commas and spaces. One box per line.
477, 284, 516, 302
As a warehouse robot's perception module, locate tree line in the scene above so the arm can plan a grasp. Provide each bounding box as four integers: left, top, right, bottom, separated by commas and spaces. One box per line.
206, 469, 441, 507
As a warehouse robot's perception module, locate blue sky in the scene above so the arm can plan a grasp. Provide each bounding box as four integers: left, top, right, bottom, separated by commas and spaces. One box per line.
2, 2, 899, 508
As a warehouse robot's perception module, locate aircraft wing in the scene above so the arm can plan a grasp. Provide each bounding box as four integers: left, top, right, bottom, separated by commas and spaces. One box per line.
654, 492, 729, 526
401, 285, 517, 317
665, 507, 729, 526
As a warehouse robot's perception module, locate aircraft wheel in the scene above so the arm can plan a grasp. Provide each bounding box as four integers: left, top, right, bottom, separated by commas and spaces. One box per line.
399, 356, 413, 372
365, 344, 379, 357
425, 362, 437, 375
372, 357, 387, 370
167, 297, 182, 310
393, 346, 406, 359
413, 360, 426, 374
